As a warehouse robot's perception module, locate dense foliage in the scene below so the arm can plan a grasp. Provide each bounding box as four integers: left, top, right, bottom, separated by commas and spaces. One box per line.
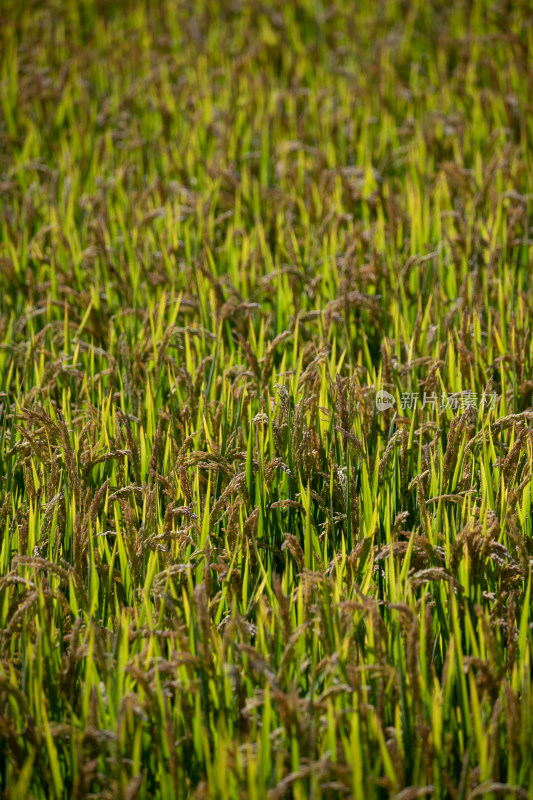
1, 0, 533, 797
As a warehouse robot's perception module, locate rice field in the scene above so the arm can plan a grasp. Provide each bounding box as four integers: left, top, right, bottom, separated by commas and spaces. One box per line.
1, 0, 533, 797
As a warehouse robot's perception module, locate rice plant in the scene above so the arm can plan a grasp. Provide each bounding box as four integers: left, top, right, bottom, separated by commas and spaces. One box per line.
1, 0, 533, 797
